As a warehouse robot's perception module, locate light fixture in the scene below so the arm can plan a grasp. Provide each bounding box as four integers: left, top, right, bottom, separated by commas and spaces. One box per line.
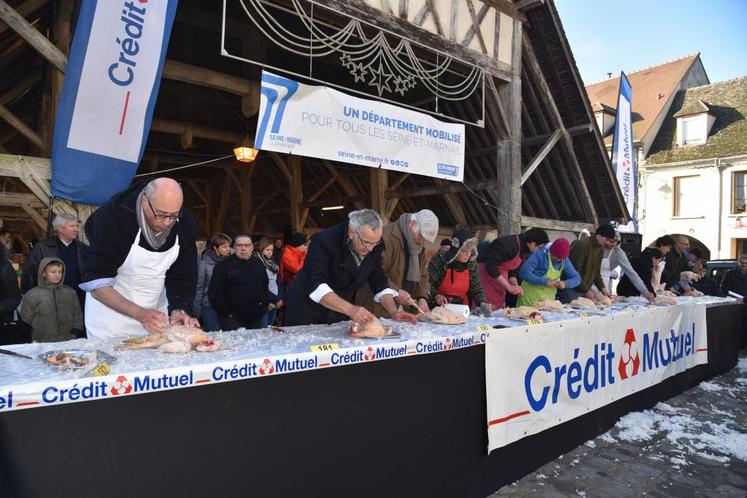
657, 183, 672, 195
233, 134, 259, 163
321, 205, 344, 211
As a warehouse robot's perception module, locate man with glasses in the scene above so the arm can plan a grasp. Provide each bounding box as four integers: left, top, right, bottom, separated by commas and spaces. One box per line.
285, 209, 417, 326
208, 235, 278, 330
81, 178, 199, 340
354, 210, 440, 317
557, 224, 616, 303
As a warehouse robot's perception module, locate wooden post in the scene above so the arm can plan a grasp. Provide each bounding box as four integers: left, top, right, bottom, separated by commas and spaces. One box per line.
288, 156, 303, 232
495, 18, 523, 235
240, 166, 254, 233
370, 168, 388, 221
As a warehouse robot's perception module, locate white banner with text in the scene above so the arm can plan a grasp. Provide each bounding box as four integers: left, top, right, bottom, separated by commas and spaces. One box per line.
486, 304, 708, 452
255, 71, 465, 181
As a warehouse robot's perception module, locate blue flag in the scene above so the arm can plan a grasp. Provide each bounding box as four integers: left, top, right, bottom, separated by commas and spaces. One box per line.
51, 0, 179, 205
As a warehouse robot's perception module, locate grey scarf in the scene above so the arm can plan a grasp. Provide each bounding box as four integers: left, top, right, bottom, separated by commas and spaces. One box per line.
136, 190, 176, 250
398, 214, 423, 284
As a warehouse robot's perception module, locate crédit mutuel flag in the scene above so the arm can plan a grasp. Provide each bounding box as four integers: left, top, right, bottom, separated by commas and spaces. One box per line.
51, 0, 179, 205
610, 72, 637, 233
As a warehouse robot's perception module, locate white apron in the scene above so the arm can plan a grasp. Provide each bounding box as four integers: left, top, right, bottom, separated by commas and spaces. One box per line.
86, 229, 180, 341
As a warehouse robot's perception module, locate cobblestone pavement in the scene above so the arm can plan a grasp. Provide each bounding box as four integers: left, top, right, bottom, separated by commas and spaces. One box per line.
490, 356, 747, 497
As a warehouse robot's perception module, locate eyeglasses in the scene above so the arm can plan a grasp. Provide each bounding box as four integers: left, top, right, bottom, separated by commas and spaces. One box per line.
146, 196, 180, 221
354, 231, 381, 250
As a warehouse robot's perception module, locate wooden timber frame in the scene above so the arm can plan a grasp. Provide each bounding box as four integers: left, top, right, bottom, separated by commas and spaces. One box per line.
0, 0, 628, 246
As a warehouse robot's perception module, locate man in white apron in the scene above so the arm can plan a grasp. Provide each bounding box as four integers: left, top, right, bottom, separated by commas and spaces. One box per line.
80, 178, 199, 341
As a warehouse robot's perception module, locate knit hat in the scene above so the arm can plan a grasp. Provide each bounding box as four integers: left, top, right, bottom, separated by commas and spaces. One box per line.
440, 238, 452, 248
287, 232, 307, 248
596, 223, 616, 239
445, 228, 478, 264
549, 238, 570, 259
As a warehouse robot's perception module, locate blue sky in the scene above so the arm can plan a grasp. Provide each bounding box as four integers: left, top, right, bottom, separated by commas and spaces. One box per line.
555, 0, 747, 85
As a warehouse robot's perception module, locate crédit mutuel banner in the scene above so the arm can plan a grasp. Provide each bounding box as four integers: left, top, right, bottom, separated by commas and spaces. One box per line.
611, 72, 637, 233
485, 304, 708, 452
51, 0, 179, 205
255, 71, 465, 181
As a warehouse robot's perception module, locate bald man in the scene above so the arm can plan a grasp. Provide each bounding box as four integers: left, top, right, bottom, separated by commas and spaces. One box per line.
80, 178, 199, 340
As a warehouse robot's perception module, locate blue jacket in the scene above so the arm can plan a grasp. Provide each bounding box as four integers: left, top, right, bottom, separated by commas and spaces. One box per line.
518, 246, 581, 288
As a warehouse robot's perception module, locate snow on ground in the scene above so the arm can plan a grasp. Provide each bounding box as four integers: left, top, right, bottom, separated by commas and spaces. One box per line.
599, 387, 747, 466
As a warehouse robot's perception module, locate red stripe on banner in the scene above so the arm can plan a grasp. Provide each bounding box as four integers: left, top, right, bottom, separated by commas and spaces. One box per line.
17, 401, 40, 407
488, 410, 530, 427
319, 363, 330, 367
696, 348, 708, 352
119, 90, 131, 135
195, 379, 211, 384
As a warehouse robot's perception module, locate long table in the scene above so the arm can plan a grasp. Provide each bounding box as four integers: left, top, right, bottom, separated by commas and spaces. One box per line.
0, 299, 742, 498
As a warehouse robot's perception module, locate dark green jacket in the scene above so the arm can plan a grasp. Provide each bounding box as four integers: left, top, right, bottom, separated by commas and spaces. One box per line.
569, 237, 605, 293
19, 257, 83, 343
427, 252, 486, 307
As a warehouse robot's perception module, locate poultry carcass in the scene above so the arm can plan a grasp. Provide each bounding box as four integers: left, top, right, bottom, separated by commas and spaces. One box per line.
417, 306, 466, 324
502, 306, 543, 320
117, 325, 220, 353
536, 300, 563, 312
348, 317, 394, 337
569, 297, 597, 310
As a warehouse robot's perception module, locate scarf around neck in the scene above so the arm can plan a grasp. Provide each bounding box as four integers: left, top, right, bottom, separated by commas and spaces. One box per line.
256, 252, 279, 274
398, 214, 423, 284
136, 190, 176, 250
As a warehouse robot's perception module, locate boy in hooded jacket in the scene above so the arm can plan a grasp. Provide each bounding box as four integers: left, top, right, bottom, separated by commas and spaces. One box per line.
20, 257, 84, 342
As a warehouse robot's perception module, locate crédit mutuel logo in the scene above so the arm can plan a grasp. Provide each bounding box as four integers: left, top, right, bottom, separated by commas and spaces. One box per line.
618, 328, 641, 380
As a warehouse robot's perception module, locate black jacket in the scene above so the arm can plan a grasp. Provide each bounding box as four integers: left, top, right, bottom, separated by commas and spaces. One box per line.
617, 249, 657, 297
663, 250, 689, 288
481, 233, 528, 279
80, 181, 198, 314
285, 221, 390, 326
208, 254, 277, 324
21, 237, 86, 294
721, 268, 747, 298
0, 245, 20, 321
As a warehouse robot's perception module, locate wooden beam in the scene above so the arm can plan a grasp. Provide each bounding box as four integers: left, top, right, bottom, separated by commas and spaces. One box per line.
0, 104, 46, 150
520, 128, 561, 185
0, 153, 50, 179
384, 198, 400, 220
288, 156, 303, 231
514, 0, 544, 11
522, 33, 598, 225
0, 192, 44, 208
162, 60, 260, 117
370, 168, 388, 220
214, 174, 232, 234
522, 123, 593, 148
387, 178, 497, 199
322, 160, 367, 210
151, 119, 243, 144
0, 0, 46, 36
269, 153, 292, 182
321, 0, 513, 81
0, 0, 66, 72
521, 215, 594, 233
20, 204, 46, 232
0, 72, 42, 107
388, 172, 411, 192
307, 177, 337, 203
494, 18, 523, 235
